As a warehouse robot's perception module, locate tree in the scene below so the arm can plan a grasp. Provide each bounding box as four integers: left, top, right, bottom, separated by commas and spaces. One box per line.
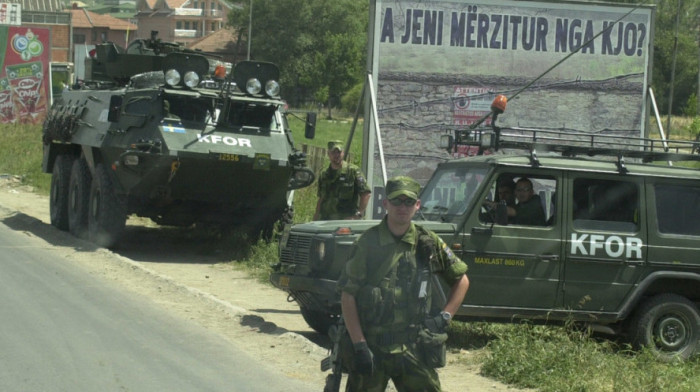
650, 0, 700, 116
228, 0, 367, 115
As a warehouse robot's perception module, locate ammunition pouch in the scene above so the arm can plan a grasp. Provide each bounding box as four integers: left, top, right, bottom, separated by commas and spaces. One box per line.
356, 285, 384, 324
416, 328, 448, 368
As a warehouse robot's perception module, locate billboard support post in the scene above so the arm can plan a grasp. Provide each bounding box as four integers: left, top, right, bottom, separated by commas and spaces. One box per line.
367, 72, 387, 187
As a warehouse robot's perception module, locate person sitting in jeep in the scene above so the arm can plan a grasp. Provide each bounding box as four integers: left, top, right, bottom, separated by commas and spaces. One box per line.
482, 176, 517, 223
510, 177, 546, 226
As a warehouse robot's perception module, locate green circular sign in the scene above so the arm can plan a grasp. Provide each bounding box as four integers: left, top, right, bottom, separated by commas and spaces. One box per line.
28, 40, 43, 56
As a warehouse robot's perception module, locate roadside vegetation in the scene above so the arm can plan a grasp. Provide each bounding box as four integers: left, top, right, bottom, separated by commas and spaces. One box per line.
2, 118, 698, 391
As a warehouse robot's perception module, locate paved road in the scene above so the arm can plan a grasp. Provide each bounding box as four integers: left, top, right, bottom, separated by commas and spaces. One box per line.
0, 221, 317, 392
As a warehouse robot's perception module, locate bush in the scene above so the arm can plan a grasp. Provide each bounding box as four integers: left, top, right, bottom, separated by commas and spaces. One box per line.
682, 94, 698, 117
684, 116, 700, 137
341, 82, 364, 115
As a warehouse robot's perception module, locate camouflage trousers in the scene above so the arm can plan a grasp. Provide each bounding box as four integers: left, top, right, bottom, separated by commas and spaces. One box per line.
345, 347, 441, 392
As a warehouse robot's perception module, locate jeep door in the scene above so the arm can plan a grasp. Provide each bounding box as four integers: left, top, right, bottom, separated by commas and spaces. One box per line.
460, 168, 562, 313
563, 173, 647, 314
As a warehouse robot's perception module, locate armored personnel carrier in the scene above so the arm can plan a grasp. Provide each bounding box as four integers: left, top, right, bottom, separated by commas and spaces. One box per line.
42, 33, 316, 248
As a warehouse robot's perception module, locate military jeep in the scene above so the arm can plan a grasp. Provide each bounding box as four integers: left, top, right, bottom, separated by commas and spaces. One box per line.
271, 96, 700, 360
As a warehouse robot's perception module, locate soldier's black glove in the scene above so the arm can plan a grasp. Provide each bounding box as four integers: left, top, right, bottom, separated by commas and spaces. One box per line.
353, 341, 375, 375
424, 313, 448, 333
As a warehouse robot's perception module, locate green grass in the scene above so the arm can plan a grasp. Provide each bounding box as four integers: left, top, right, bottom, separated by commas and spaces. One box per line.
5, 117, 700, 391
448, 320, 700, 392
0, 123, 50, 194
287, 113, 365, 222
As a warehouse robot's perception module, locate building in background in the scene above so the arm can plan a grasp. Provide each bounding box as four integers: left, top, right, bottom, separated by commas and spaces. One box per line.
9, 0, 70, 62
188, 26, 242, 64
134, 0, 237, 47
86, 0, 137, 21
70, 5, 136, 49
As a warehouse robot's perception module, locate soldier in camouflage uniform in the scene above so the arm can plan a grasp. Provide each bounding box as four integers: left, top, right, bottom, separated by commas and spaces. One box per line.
314, 140, 371, 220
338, 176, 470, 392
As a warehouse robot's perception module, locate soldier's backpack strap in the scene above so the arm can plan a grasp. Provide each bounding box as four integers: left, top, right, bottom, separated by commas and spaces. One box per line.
414, 224, 440, 317
364, 226, 400, 288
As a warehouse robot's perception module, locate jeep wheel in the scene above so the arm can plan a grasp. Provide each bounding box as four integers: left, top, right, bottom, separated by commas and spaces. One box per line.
299, 306, 340, 335
68, 157, 91, 239
50, 154, 76, 231
88, 164, 127, 248
629, 294, 700, 361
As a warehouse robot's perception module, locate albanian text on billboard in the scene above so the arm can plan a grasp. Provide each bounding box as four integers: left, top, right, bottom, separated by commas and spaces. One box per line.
365, 0, 653, 189
0, 26, 51, 124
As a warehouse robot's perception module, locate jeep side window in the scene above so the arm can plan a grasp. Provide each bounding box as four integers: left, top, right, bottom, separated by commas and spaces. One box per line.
572, 178, 639, 232
480, 174, 556, 226
654, 184, 700, 236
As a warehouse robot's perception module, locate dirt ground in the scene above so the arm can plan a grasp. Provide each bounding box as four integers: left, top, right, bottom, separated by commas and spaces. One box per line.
0, 175, 528, 392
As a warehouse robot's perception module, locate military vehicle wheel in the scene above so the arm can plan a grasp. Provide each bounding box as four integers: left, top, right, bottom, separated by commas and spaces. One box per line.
88, 164, 127, 248
629, 294, 700, 361
300, 306, 339, 335
50, 154, 76, 231
68, 157, 92, 239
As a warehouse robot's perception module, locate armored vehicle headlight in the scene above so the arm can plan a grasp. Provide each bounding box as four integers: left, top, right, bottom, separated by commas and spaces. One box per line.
246, 78, 262, 94
184, 71, 200, 88
165, 69, 181, 86
265, 80, 280, 97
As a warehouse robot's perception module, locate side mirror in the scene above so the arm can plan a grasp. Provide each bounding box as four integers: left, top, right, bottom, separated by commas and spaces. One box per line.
288, 167, 316, 190
305, 112, 316, 139
495, 201, 508, 225
108, 95, 122, 122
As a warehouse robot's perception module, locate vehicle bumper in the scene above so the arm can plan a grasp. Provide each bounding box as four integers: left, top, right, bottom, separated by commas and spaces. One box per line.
270, 273, 338, 296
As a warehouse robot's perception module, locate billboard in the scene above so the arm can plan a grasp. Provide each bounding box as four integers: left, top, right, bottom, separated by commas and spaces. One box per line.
0, 26, 51, 124
363, 0, 654, 215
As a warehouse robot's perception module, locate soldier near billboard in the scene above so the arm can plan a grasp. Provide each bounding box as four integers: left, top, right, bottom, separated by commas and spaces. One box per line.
313, 140, 371, 221
337, 175, 470, 392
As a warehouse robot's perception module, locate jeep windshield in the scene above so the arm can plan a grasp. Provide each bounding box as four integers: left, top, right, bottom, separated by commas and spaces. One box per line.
418, 165, 488, 222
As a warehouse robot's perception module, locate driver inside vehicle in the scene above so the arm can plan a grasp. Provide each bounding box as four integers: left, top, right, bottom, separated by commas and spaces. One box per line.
482, 177, 516, 223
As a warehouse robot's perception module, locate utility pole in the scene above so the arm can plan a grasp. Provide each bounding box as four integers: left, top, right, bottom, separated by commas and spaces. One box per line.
247, 0, 252, 61
666, 0, 681, 138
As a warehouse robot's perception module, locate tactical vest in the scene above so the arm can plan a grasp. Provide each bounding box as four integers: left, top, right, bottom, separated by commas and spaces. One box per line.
319, 163, 360, 219
355, 225, 438, 347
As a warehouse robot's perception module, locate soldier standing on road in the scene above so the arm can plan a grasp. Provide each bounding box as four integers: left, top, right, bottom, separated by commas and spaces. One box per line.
338, 176, 470, 392
313, 140, 371, 221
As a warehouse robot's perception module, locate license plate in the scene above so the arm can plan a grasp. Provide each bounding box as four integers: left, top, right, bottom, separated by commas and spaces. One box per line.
279, 276, 290, 288
219, 153, 239, 162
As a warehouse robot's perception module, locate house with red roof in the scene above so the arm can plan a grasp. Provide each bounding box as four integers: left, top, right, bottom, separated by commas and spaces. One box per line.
70, 5, 137, 49
134, 0, 237, 47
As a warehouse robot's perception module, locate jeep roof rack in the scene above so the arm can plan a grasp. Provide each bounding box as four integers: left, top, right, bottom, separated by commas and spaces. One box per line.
441, 96, 700, 170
